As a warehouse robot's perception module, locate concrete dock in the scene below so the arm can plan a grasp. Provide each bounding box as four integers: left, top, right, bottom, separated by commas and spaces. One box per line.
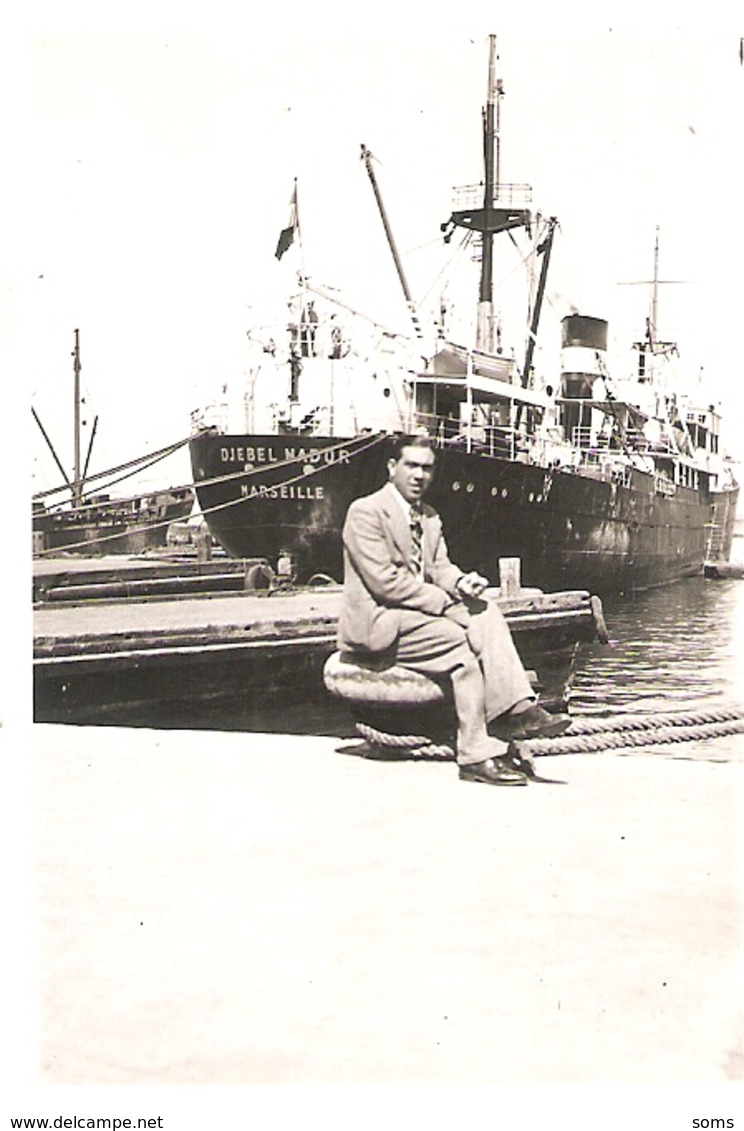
28, 722, 744, 1087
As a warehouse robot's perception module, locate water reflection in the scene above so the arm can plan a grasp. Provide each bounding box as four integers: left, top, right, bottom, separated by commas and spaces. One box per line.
571, 577, 744, 715
569, 575, 744, 761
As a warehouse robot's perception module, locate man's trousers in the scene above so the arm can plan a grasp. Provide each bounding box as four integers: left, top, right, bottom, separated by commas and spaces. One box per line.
392, 597, 534, 725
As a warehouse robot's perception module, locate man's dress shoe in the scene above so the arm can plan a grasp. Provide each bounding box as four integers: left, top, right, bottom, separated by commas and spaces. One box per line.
504, 746, 539, 779
490, 704, 571, 743
500, 742, 569, 785
459, 753, 528, 786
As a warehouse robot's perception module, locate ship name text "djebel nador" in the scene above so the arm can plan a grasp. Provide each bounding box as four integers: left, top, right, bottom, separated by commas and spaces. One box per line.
219, 445, 351, 467
219, 443, 351, 501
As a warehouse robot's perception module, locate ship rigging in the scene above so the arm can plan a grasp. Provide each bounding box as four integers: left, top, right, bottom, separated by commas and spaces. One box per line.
188, 33, 738, 594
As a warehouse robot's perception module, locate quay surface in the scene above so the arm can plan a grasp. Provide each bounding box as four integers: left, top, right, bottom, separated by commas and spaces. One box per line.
29, 721, 744, 1086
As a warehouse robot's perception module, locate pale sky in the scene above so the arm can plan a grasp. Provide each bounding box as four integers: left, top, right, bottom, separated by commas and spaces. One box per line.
12, 15, 744, 496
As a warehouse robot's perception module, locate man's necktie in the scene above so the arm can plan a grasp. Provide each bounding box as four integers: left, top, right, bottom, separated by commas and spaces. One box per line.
410, 504, 424, 578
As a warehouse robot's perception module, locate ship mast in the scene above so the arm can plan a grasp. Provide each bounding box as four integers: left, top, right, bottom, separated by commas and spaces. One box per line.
477, 35, 499, 352
441, 34, 532, 354
650, 226, 660, 350
72, 328, 82, 508
32, 326, 97, 509
630, 226, 680, 384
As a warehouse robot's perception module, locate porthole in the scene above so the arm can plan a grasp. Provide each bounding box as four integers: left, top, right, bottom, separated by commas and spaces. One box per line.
491, 486, 498, 497
501, 488, 508, 498
452, 481, 461, 491
466, 483, 474, 493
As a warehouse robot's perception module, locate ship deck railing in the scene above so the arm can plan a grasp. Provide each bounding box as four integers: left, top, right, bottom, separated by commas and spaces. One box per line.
191, 405, 228, 434
653, 472, 677, 496
451, 183, 533, 210
574, 447, 636, 483
430, 420, 533, 461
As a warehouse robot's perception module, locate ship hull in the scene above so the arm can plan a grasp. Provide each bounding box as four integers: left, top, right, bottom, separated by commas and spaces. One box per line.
190, 431, 738, 596
33, 488, 194, 556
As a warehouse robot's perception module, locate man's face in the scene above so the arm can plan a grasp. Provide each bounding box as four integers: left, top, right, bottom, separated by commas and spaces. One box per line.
388, 445, 435, 504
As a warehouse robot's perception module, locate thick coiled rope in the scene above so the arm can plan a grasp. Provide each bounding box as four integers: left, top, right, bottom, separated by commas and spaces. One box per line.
354, 705, 744, 760
354, 723, 455, 759
522, 707, 744, 756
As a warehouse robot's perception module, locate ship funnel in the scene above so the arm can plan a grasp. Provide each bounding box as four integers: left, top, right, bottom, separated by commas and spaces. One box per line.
561, 314, 608, 352
560, 314, 609, 447
560, 313, 608, 398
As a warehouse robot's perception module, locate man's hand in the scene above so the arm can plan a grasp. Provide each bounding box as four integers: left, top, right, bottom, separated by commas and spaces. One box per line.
456, 571, 490, 599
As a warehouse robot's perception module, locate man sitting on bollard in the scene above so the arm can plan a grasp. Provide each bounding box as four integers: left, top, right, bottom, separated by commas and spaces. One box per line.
337, 433, 571, 786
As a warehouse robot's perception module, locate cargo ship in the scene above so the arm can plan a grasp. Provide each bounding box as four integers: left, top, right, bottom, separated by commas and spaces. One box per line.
33, 329, 193, 556
189, 36, 738, 597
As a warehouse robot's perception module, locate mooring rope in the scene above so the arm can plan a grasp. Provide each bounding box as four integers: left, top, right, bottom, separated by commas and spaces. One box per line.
189, 431, 389, 526
33, 436, 192, 502
522, 711, 744, 756
34, 431, 389, 558
355, 724, 455, 760
354, 705, 744, 760
548, 706, 744, 735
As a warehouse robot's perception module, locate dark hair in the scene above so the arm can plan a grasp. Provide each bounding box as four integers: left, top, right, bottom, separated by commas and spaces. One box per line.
387, 432, 436, 462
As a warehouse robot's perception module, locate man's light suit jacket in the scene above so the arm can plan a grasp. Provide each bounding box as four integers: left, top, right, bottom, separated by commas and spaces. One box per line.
337, 482, 464, 654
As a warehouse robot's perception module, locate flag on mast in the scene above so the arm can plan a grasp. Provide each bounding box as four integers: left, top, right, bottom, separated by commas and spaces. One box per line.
275, 182, 299, 260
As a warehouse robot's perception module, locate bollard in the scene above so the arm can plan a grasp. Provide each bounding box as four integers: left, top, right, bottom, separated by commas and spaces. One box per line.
195, 528, 212, 562
499, 557, 522, 597
243, 561, 274, 591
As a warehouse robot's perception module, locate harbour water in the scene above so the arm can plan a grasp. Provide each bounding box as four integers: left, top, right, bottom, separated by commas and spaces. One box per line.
569, 567, 744, 762
572, 575, 744, 715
